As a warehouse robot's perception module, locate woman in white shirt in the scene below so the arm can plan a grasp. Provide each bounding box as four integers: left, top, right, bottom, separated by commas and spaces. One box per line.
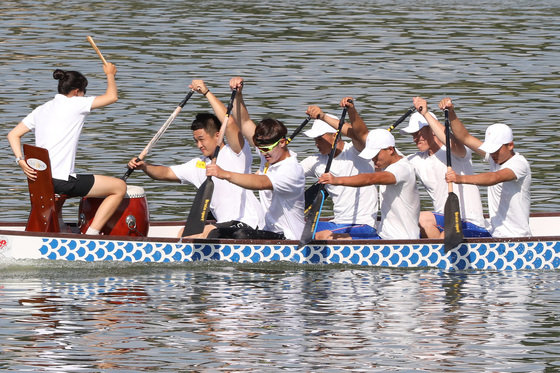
8, 64, 126, 235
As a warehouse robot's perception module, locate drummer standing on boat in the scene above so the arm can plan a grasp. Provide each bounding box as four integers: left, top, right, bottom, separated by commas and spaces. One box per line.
401, 97, 489, 238
7, 64, 126, 235
127, 79, 263, 238
442, 97, 531, 237
205, 77, 306, 240
300, 106, 379, 240
319, 98, 420, 240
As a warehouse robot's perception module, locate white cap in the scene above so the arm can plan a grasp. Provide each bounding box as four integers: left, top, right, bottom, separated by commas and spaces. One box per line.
479, 123, 514, 153
304, 114, 338, 138
399, 111, 438, 134
359, 129, 396, 159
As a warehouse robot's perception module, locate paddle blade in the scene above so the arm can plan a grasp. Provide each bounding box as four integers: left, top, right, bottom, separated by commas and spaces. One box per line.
304, 183, 330, 210
444, 192, 464, 251
183, 178, 214, 236
299, 189, 327, 248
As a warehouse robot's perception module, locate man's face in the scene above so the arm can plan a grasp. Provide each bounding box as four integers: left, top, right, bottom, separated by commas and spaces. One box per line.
257, 138, 286, 164
372, 147, 393, 169
411, 126, 432, 152
490, 143, 514, 165
314, 133, 335, 155
193, 129, 219, 158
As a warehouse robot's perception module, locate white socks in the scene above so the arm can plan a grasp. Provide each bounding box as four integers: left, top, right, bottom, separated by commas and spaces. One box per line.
85, 227, 100, 235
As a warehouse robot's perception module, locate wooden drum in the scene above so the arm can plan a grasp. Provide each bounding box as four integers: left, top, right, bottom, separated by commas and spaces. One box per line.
79, 185, 149, 236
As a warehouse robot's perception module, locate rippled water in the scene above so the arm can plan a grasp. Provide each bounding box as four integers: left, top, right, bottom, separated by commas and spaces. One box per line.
1, 1, 560, 371
1, 262, 560, 372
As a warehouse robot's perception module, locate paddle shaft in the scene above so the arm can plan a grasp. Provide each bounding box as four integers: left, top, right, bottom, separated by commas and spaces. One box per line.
286, 116, 311, 144
444, 109, 453, 192
122, 90, 194, 180
388, 105, 416, 132
299, 105, 349, 246
86, 36, 108, 65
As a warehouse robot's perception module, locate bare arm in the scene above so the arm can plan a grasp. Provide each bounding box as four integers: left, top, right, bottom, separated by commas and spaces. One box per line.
230, 77, 256, 147
91, 62, 118, 109
206, 164, 273, 190
413, 96, 466, 158
190, 79, 244, 153
439, 97, 485, 157
127, 158, 180, 182
319, 170, 396, 187
446, 168, 516, 186
7, 122, 37, 180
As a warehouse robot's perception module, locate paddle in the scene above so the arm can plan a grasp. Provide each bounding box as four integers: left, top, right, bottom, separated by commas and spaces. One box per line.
443, 109, 464, 251
122, 90, 195, 180
287, 116, 311, 145
86, 36, 108, 65
299, 106, 348, 247
182, 89, 237, 236
303, 105, 416, 210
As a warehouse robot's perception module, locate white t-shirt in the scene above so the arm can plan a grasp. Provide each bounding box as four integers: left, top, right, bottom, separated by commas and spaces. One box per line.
171, 141, 264, 229
485, 152, 531, 237
378, 157, 420, 240
408, 146, 486, 227
300, 142, 378, 226
22, 94, 96, 180
257, 151, 305, 240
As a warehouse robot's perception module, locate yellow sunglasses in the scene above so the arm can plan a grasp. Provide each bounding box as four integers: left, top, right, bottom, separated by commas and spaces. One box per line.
257, 137, 284, 153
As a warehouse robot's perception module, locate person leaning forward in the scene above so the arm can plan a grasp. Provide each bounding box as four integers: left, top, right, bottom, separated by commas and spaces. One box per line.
441, 97, 531, 238
402, 96, 489, 239
318, 97, 420, 240
300, 105, 379, 240
205, 77, 305, 240
127, 79, 264, 238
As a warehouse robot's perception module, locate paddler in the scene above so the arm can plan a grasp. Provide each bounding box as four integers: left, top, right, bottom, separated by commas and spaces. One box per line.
402, 96, 489, 238
127, 79, 263, 238
205, 77, 305, 240
442, 97, 531, 237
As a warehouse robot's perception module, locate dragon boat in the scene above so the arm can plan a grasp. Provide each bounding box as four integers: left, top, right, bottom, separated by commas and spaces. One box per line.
1, 145, 559, 271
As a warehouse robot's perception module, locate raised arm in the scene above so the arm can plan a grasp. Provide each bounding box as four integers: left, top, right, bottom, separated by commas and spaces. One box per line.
190, 79, 244, 153
91, 62, 118, 109
413, 96, 466, 158
230, 77, 257, 147
342, 97, 368, 151
439, 97, 485, 157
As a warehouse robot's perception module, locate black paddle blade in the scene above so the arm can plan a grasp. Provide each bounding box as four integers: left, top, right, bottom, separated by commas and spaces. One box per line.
183, 178, 214, 236
299, 188, 327, 248
304, 182, 330, 211
444, 192, 464, 251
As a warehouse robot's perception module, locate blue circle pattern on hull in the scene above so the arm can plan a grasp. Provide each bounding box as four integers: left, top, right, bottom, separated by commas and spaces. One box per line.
36, 238, 560, 270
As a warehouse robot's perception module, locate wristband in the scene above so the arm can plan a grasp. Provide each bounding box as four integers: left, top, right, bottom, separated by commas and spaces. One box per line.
15, 156, 25, 165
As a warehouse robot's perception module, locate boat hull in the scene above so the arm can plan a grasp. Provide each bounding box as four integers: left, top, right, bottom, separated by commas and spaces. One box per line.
1, 222, 559, 270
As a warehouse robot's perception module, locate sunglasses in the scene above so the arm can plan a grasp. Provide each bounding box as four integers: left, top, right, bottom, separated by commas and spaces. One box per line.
257, 137, 284, 153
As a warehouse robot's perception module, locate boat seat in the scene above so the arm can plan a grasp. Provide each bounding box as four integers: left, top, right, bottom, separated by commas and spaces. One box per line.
23, 144, 72, 233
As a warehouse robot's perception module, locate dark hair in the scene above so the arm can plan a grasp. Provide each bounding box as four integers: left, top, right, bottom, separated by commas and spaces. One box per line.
191, 113, 221, 134
53, 69, 88, 95
253, 118, 287, 145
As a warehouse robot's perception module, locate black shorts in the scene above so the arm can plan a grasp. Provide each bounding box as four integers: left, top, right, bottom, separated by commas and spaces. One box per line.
207, 220, 253, 239
52, 174, 95, 197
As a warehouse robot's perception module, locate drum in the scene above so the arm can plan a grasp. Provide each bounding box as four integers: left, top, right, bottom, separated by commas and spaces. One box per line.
79, 185, 149, 236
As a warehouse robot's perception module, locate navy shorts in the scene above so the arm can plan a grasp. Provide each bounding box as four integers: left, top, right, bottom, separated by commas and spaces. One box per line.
315, 221, 380, 239
52, 174, 95, 197
433, 212, 491, 238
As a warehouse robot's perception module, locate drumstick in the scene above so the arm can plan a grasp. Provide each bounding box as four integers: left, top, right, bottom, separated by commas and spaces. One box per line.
86, 36, 108, 65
